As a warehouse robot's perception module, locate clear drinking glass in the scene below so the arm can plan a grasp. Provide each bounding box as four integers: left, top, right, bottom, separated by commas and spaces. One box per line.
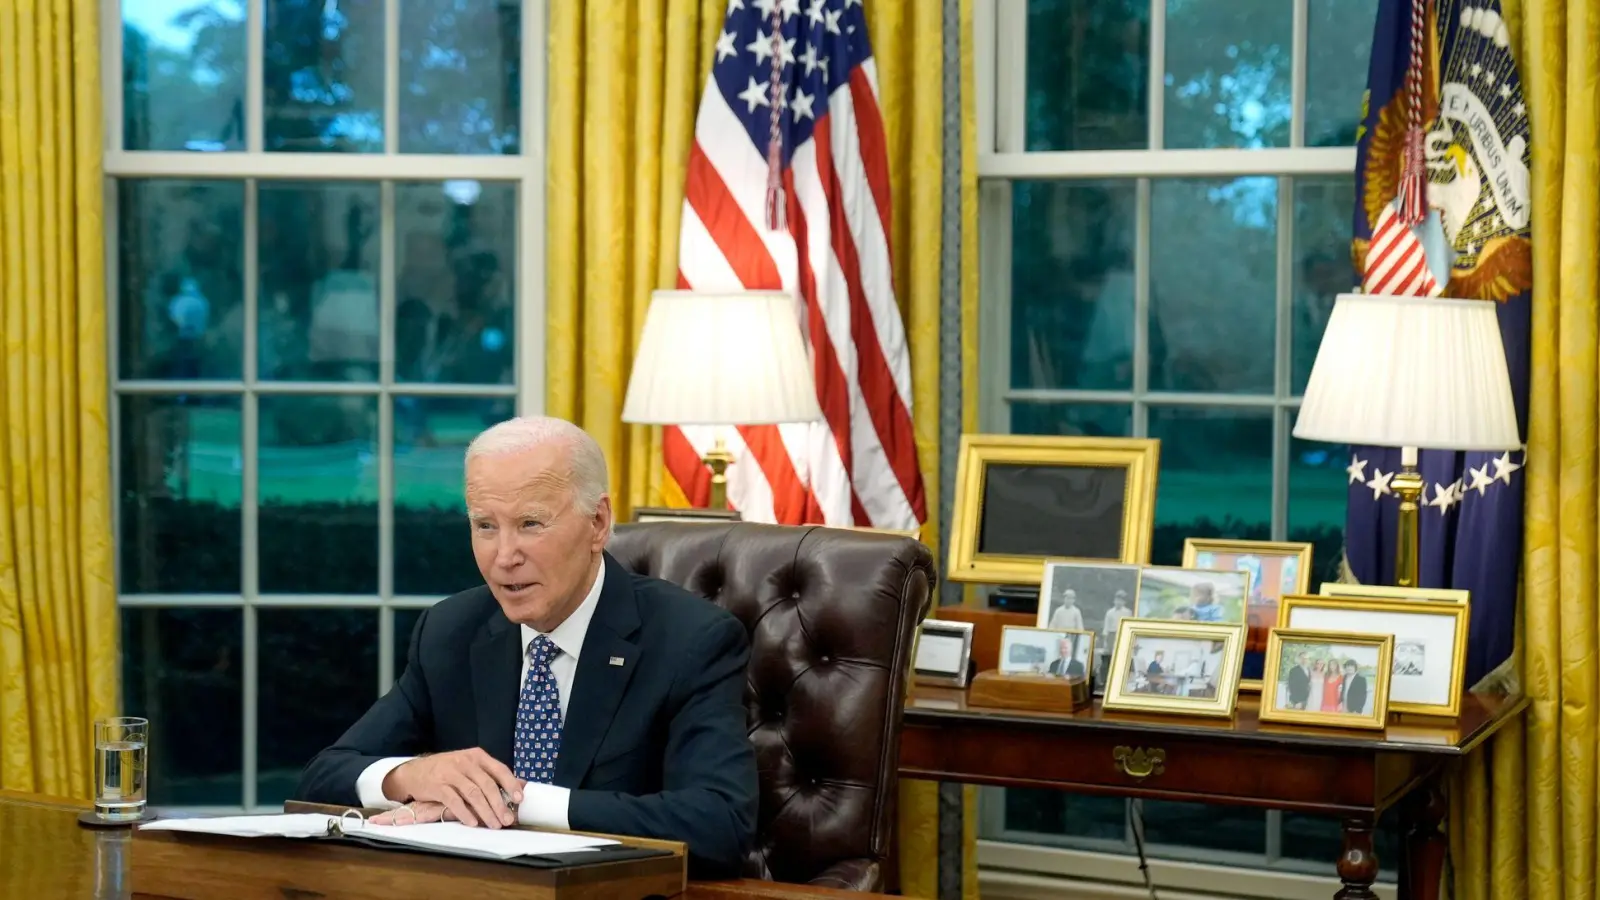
94, 717, 149, 821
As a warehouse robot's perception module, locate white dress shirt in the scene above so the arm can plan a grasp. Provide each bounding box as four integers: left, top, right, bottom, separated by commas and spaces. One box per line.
355, 564, 607, 828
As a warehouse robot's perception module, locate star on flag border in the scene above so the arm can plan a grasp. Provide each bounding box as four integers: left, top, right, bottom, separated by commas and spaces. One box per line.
1345, 449, 1524, 514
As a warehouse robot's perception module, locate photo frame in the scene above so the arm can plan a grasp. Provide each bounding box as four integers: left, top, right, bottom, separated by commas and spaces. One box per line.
1278, 595, 1469, 718
1135, 565, 1252, 626
1103, 619, 1246, 718
1036, 561, 1140, 693
1317, 583, 1470, 605
998, 625, 1096, 680
947, 434, 1160, 585
911, 619, 975, 689
1181, 539, 1313, 692
1260, 628, 1395, 731
631, 506, 741, 524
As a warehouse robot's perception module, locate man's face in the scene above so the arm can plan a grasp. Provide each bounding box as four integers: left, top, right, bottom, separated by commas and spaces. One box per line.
465, 443, 612, 632
1058, 639, 1072, 656
1298, 653, 1309, 667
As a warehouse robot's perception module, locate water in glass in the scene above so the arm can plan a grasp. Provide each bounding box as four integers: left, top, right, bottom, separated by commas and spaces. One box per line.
94, 717, 148, 820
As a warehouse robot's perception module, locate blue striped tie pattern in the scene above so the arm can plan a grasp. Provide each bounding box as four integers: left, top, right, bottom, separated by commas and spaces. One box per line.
511, 635, 563, 783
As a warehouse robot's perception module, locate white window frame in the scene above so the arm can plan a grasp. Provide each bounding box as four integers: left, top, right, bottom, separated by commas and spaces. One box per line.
103, 0, 546, 812
975, 0, 1381, 892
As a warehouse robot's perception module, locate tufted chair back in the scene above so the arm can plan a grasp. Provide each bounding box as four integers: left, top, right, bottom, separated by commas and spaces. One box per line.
607, 521, 935, 892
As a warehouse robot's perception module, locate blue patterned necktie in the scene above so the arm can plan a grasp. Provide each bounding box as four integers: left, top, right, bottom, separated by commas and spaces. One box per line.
512, 635, 563, 783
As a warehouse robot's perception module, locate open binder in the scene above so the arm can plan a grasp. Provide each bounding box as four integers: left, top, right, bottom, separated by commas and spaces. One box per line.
139, 811, 676, 870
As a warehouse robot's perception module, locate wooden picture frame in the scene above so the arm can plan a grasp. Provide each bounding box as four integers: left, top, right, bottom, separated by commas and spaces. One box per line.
947, 434, 1160, 585
911, 619, 975, 689
1181, 539, 1314, 693
631, 506, 741, 524
1278, 594, 1470, 718
1317, 583, 1470, 605
1103, 619, 1246, 719
1260, 628, 1394, 731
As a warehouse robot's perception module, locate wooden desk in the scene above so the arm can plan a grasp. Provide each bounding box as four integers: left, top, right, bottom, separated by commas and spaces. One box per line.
901, 686, 1527, 900
0, 791, 898, 900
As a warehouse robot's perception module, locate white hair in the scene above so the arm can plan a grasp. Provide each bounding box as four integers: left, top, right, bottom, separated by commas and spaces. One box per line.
465, 416, 610, 516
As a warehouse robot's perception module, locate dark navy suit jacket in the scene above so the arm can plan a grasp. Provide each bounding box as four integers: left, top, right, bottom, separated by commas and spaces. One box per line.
295, 552, 758, 875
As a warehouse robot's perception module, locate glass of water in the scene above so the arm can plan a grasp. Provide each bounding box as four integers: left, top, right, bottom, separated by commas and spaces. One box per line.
94, 717, 148, 821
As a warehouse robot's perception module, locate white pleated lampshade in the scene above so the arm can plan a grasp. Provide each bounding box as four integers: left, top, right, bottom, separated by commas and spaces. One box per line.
1294, 293, 1521, 451
621, 290, 823, 426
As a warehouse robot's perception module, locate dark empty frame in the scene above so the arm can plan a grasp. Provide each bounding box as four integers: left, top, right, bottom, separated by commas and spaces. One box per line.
947, 434, 1160, 585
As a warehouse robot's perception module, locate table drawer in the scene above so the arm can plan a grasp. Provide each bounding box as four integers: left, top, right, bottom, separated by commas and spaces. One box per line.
900, 720, 1382, 811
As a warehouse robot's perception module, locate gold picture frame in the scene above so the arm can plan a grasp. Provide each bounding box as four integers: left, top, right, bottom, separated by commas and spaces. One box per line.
947, 434, 1160, 585
1277, 594, 1469, 718
1181, 539, 1314, 694
1260, 628, 1394, 731
1317, 583, 1470, 605
1103, 619, 1246, 718
998, 625, 1097, 679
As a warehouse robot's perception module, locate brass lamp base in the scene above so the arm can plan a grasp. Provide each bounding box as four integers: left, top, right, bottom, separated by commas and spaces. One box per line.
703, 436, 735, 511
1393, 447, 1423, 589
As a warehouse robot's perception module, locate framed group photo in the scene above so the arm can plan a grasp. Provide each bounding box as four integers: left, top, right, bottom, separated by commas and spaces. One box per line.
946, 434, 1160, 585
1037, 561, 1139, 689
998, 625, 1096, 680
1278, 595, 1469, 717
1104, 619, 1246, 718
1260, 629, 1394, 730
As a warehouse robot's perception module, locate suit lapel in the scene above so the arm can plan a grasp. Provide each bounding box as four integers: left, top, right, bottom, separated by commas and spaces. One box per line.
554, 554, 641, 787
471, 614, 523, 768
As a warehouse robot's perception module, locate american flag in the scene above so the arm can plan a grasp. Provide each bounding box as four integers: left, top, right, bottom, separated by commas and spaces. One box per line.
663, 0, 927, 530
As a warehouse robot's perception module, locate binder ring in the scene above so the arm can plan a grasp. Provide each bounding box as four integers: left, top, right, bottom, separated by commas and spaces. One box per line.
393, 804, 417, 826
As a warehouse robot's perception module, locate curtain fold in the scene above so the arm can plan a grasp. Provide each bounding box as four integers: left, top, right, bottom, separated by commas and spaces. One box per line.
0, 0, 120, 798
1450, 0, 1599, 897
546, 0, 725, 522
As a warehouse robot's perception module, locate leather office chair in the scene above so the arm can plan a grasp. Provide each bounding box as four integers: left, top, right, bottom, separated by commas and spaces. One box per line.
607, 521, 936, 892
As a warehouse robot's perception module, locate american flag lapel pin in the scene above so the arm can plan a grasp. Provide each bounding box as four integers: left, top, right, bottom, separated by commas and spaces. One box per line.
609, 656, 625, 667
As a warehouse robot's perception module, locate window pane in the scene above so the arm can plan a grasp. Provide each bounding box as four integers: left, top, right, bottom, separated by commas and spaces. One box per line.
1305, 0, 1379, 147
1010, 181, 1137, 391
1010, 402, 1133, 438
119, 395, 242, 594
1024, 0, 1149, 151
395, 182, 518, 385
395, 396, 511, 594
264, 0, 384, 152
1149, 407, 1272, 567
258, 182, 382, 382
394, 607, 426, 678
1292, 177, 1357, 395
1289, 424, 1348, 589
258, 395, 378, 593
122, 608, 243, 806
257, 609, 377, 805
1163, 0, 1292, 149
118, 180, 245, 381
1002, 789, 1128, 844
1142, 800, 1264, 855
1150, 178, 1278, 394
123, 1, 247, 151
400, 1, 522, 154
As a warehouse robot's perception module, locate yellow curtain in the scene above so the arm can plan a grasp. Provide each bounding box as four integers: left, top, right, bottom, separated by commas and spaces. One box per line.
0, 0, 120, 799
545, 0, 726, 522
1446, 1, 1598, 898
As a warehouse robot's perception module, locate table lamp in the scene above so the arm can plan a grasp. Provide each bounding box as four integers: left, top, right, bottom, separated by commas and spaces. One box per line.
621, 289, 822, 511
1293, 293, 1522, 587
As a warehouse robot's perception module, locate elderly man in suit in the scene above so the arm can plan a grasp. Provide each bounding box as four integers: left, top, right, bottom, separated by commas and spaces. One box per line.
295, 416, 757, 874
1286, 652, 1312, 709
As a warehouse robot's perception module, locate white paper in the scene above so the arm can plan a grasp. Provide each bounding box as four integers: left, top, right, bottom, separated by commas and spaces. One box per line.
915, 633, 966, 674
140, 814, 619, 861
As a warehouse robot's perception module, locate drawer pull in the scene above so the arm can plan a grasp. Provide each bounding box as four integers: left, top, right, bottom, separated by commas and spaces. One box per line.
1113, 746, 1165, 779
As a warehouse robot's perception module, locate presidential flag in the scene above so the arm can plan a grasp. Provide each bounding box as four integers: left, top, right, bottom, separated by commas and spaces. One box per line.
1347, 0, 1531, 686
663, 0, 927, 530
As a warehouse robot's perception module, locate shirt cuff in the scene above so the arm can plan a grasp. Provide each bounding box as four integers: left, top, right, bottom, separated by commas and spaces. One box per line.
355, 757, 414, 809
515, 782, 570, 830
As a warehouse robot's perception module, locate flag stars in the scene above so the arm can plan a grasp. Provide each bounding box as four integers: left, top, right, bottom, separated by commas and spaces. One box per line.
805, 0, 826, 26
737, 76, 771, 112
1428, 480, 1463, 515
1366, 468, 1395, 500
799, 43, 822, 75
779, 0, 801, 18
1470, 62, 1484, 76
1492, 451, 1523, 484
1347, 455, 1369, 485
1500, 84, 1513, 99
1466, 462, 1495, 495
791, 89, 816, 120
715, 29, 738, 62
824, 8, 843, 34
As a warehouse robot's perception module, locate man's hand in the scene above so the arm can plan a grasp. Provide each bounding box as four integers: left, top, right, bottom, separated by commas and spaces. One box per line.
371, 800, 451, 826
382, 748, 523, 828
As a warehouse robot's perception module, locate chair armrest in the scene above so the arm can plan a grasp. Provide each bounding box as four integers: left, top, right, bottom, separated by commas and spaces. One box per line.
806, 858, 882, 892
